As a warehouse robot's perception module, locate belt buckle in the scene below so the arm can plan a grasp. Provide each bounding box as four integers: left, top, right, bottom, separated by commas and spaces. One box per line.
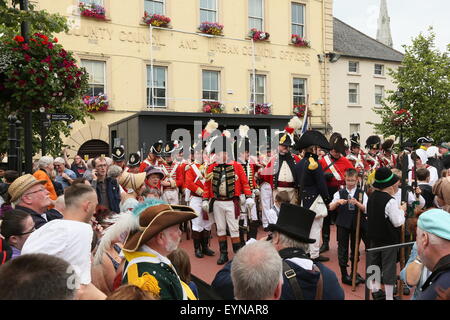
284, 269, 296, 279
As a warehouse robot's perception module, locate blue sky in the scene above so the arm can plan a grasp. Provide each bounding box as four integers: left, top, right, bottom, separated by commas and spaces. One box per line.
333, 0, 449, 53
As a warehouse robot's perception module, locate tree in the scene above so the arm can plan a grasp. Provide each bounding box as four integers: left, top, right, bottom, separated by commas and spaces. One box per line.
0, 1, 91, 158
370, 29, 450, 143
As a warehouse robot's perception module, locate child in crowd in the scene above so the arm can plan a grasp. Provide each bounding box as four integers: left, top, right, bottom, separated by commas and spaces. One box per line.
167, 248, 199, 299
266, 191, 290, 225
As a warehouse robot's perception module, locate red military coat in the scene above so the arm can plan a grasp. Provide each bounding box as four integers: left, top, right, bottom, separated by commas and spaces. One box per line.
184, 162, 207, 197
320, 154, 355, 189
160, 161, 184, 189
139, 157, 162, 173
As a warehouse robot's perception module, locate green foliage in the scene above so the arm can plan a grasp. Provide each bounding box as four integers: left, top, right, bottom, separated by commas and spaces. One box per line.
369, 29, 450, 143
0, 1, 92, 157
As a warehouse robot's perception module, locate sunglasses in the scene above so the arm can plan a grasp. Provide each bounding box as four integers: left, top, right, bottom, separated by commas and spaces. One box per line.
16, 226, 35, 236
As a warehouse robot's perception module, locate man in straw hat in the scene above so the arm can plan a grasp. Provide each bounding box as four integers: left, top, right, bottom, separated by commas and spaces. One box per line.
8, 174, 55, 229
294, 130, 332, 263
367, 167, 406, 300
105, 199, 198, 300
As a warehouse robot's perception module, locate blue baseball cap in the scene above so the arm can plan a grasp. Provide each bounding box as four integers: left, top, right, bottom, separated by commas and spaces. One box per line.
418, 209, 450, 240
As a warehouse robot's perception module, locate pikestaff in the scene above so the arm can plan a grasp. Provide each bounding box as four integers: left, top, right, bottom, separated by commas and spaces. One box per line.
352, 175, 365, 290
398, 151, 410, 299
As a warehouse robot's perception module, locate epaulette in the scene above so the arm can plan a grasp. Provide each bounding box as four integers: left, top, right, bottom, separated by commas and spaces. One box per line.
307, 155, 318, 171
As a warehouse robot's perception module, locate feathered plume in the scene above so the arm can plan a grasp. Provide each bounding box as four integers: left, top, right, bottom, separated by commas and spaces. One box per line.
223, 130, 231, 138
288, 116, 302, 131
202, 119, 219, 139
238, 125, 250, 138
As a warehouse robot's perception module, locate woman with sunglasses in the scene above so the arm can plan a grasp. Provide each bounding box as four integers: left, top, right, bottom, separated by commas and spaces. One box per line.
0, 209, 35, 259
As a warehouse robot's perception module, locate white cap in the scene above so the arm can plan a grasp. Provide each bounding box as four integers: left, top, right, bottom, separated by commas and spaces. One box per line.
415, 149, 428, 164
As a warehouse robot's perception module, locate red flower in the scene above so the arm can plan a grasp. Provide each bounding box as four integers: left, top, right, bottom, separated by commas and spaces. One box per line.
24, 54, 31, 62
14, 36, 25, 43
53, 38, 58, 43
18, 80, 27, 87
21, 43, 30, 50
59, 49, 67, 58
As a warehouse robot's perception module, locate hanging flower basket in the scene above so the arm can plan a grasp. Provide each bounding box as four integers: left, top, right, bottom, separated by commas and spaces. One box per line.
202, 101, 224, 113
291, 34, 310, 48
142, 12, 171, 27
83, 94, 109, 112
249, 29, 270, 41
0, 33, 88, 111
199, 22, 224, 36
79, 2, 106, 20
293, 104, 311, 118
390, 108, 414, 127
250, 103, 271, 115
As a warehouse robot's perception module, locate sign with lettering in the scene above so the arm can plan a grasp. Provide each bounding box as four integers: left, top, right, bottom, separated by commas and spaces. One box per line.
49, 114, 74, 121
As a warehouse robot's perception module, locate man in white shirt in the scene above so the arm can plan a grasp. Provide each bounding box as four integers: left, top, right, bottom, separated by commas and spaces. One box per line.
22, 183, 106, 300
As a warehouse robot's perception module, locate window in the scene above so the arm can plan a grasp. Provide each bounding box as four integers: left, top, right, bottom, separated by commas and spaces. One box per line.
250, 74, 266, 104
291, 2, 305, 37
348, 83, 359, 104
147, 66, 167, 107
375, 85, 384, 105
144, 0, 164, 15
348, 61, 359, 73
349, 124, 360, 136
200, 0, 217, 22
249, 0, 264, 30
293, 78, 306, 105
81, 0, 104, 5
81, 60, 105, 96
202, 70, 220, 101
374, 64, 384, 76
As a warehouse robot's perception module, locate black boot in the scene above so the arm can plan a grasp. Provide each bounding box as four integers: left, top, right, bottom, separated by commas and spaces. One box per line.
232, 242, 242, 254
192, 231, 203, 258
350, 263, 365, 285
201, 230, 215, 256
217, 240, 229, 265
238, 220, 247, 246
248, 221, 259, 240
340, 266, 353, 286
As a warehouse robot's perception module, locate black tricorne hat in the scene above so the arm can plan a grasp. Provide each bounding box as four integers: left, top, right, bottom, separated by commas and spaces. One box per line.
372, 167, 399, 189
112, 147, 125, 161
295, 130, 331, 151
267, 203, 316, 243
417, 137, 434, 144
128, 152, 141, 167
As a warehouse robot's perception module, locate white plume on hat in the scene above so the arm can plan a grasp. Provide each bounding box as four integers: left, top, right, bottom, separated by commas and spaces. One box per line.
238, 125, 250, 138
223, 130, 231, 138
205, 119, 218, 134
288, 116, 302, 131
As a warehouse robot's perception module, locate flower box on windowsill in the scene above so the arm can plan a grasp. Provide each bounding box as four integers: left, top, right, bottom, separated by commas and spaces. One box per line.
79, 2, 107, 20
248, 29, 270, 42
142, 12, 171, 28
83, 94, 109, 112
293, 104, 312, 118
198, 22, 224, 36
202, 101, 224, 113
290, 34, 310, 48
250, 103, 272, 115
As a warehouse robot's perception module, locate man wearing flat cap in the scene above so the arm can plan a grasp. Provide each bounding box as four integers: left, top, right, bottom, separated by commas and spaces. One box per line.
111, 199, 198, 300
416, 209, 450, 300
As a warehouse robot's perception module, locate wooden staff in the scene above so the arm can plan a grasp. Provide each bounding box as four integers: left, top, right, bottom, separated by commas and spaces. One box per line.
351, 191, 364, 291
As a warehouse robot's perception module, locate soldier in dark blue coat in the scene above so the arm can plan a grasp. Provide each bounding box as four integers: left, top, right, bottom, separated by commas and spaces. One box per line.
294, 130, 332, 262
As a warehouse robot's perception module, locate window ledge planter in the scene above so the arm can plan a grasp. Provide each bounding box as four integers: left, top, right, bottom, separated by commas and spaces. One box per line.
83, 94, 109, 112
202, 101, 224, 113
293, 104, 312, 118
290, 34, 310, 48
79, 2, 107, 20
142, 12, 171, 28
248, 29, 270, 42
250, 103, 272, 115
198, 22, 224, 36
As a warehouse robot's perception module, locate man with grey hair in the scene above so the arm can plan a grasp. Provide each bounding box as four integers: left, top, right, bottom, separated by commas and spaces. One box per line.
91, 156, 121, 213
54, 157, 77, 190
416, 209, 450, 300
231, 240, 283, 300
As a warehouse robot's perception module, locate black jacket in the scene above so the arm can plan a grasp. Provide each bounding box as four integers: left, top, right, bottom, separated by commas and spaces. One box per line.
15, 205, 61, 230
93, 177, 121, 213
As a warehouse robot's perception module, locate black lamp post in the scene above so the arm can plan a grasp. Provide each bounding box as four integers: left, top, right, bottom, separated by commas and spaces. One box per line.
7, 114, 18, 170
397, 87, 405, 147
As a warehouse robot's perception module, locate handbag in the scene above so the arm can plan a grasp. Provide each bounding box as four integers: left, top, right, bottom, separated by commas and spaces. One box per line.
308, 195, 328, 219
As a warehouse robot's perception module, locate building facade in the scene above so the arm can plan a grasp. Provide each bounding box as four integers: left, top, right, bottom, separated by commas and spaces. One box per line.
35, 0, 333, 158
329, 18, 403, 144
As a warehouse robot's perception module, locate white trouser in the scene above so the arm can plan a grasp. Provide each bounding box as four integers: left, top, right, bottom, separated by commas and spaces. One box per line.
308, 217, 324, 259
162, 189, 179, 205
214, 200, 239, 238
260, 182, 273, 228
239, 195, 258, 221
190, 196, 214, 232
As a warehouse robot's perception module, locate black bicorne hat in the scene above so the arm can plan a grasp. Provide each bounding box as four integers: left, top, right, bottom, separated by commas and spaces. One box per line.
112, 146, 125, 161
267, 203, 316, 243
295, 130, 331, 151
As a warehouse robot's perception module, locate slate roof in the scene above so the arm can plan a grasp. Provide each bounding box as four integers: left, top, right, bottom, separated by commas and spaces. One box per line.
333, 18, 404, 62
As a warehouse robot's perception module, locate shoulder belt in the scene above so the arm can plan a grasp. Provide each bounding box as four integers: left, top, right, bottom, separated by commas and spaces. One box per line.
282, 261, 323, 300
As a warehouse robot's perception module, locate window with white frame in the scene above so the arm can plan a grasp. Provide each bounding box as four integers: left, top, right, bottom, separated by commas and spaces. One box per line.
293, 78, 306, 105
202, 70, 220, 101
250, 74, 266, 104
81, 0, 104, 6
144, 0, 164, 15
349, 123, 360, 137
200, 0, 217, 22
374, 64, 384, 76
249, 0, 264, 30
147, 66, 167, 107
348, 83, 359, 104
291, 2, 305, 37
348, 61, 359, 73
81, 60, 105, 96
375, 85, 384, 105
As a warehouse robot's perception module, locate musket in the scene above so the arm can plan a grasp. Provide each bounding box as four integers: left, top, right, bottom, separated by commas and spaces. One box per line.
351, 190, 364, 291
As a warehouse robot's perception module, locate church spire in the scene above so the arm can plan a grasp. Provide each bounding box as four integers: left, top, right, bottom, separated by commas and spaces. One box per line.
376, 0, 393, 47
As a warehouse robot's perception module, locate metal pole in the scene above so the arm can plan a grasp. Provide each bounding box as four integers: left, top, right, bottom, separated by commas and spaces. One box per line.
16, 120, 23, 174
20, 0, 33, 173
251, 38, 256, 114
149, 24, 155, 111
7, 114, 18, 171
